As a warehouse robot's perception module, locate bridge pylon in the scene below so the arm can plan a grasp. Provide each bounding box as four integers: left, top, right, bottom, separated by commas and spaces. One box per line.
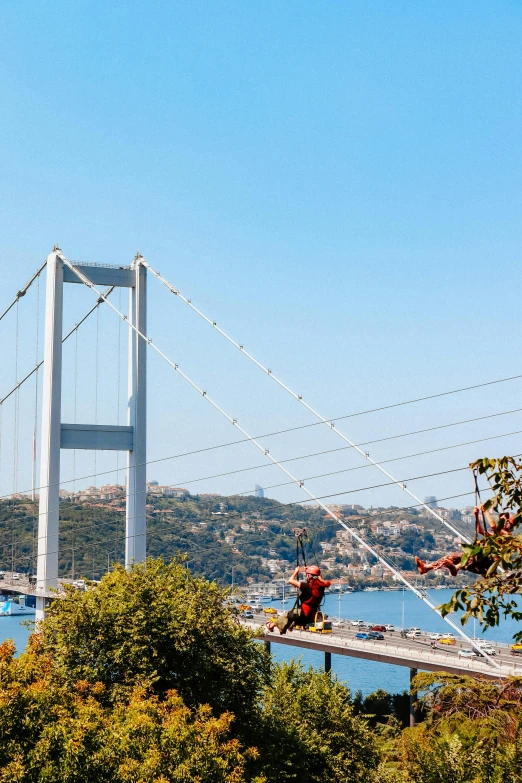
36, 248, 147, 620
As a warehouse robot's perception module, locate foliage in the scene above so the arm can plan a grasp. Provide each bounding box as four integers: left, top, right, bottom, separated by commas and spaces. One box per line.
352, 687, 410, 728
0, 640, 260, 783
396, 721, 522, 783
37, 559, 268, 743
441, 457, 522, 641
260, 661, 379, 783
0, 558, 382, 782
412, 672, 522, 731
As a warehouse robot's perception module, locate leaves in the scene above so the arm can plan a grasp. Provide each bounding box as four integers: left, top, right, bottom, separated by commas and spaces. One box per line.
440, 457, 522, 641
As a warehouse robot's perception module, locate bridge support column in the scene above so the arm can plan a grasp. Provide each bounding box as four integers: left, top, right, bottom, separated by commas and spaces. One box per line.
126, 260, 147, 567
325, 651, 332, 673
409, 667, 418, 727
264, 640, 271, 655
36, 250, 64, 622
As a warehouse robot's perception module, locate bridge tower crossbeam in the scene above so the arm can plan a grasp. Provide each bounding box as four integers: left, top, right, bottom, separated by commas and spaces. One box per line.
36, 248, 147, 620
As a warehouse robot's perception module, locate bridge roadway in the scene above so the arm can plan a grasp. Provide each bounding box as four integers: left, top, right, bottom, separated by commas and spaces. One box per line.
242, 617, 522, 680
0, 573, 74, 600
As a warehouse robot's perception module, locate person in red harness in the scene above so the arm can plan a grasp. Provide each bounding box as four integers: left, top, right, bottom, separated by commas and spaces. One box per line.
266, 565, 331, 635
415, 508, 516, 576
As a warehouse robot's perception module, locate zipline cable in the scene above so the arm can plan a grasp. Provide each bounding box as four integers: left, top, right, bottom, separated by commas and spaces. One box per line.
59, 252, 501, 667
0, 462, 491, 553
142, 258, 484, 543
3, 401, 520, 505
170, 428, 522, 496
2, 481, 497, 571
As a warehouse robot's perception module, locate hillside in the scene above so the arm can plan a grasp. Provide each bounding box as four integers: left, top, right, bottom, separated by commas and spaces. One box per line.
0, 492, 475, 588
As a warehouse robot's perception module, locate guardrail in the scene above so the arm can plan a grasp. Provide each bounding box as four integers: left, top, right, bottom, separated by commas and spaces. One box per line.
242, 621, 522, 678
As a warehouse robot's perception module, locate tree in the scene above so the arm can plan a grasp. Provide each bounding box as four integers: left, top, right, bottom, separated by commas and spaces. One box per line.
0, 640, 261, 783
38, 558, 269, 745
260, 661, 379, 783
440, 457, 522, 641
0, 558, 382, 782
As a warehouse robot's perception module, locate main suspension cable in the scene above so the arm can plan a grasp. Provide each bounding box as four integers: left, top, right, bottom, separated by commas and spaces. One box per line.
59, 252, 500, 664
0, 286, 114, 409
0, 260, 47, 324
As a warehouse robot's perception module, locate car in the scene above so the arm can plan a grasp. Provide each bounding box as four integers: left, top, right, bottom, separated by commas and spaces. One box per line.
430, 633, 444, 641
263, 607, 278, 615
408, 627, 421, 634
440, 637, 456, 645
406, 630, 422, 639
372, 625, 386, 632
511, 645, 522, 655
0, 572, 4, 580
474, 641, 496, 655
241, 611, 254, 619
355, 632, 371, 640
12, 574, 20, 581
72, 579, 86, 590
385, 624, 395, 632
368, 631, 384, 640
474, 646, 496, 657
351, 620, 365, 627
458, 649, 477, 659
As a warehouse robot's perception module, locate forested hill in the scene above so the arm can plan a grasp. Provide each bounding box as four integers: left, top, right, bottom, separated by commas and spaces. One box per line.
0, 492, 460, 586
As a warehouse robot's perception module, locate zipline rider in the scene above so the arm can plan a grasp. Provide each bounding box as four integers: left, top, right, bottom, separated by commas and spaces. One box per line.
266, 565, 331, 635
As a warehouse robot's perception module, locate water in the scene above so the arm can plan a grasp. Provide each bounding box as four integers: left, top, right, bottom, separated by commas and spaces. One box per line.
0, 616, 34, 653
2, 590, 520, 696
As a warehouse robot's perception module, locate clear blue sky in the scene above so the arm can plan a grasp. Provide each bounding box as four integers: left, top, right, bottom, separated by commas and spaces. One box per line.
1, 1, 521, 509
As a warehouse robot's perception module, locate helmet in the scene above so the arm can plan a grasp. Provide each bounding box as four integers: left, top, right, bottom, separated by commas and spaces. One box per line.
305, 565, 321, 576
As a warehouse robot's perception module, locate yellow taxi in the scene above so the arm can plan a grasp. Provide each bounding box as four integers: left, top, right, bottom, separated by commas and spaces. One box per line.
439, 636, 456, 645
263, 607, 278, 615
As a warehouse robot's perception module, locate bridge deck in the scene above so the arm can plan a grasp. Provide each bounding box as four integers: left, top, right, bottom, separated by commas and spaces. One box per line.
243, 621, 522, 679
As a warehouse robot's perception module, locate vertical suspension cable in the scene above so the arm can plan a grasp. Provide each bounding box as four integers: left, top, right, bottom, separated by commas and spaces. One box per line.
13, 301, 19, 496
73, 327, 78, 494
94, 307, 99, 485
32, 274, 40, 502
116, 287, 121, 486
0, 406, 3, 500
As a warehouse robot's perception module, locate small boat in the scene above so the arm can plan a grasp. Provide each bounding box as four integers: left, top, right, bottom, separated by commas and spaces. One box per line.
260, 595, 273, 602
0, 594, 35, 616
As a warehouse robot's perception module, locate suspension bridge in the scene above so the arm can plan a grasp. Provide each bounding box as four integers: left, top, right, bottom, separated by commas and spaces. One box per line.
0, 246, 521, 680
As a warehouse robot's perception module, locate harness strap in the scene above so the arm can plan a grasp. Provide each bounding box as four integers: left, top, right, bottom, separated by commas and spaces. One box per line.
473, 467, 487, 539
292, 528, 308, 611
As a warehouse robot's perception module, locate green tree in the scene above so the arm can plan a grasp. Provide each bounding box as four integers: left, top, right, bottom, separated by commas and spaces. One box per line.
0, 558, 382, 782
38, 558, 269, 744
260, 661, 379, 783
0, 640, 261, 783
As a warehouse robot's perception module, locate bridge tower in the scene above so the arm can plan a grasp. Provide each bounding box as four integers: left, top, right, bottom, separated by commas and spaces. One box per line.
36, 248, 147, 620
